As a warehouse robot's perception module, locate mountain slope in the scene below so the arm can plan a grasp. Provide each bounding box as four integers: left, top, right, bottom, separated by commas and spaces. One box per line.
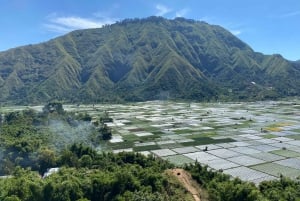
0, 16, 299, 104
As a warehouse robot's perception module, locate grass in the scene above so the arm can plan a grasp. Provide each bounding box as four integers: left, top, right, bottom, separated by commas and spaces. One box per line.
262, 134, 277, 139
270, 149, 300, 158
180, 137, 235, 146
189, 132, 217, 138
264, 122, 294, 132
133, 144, 161, 152
292, 129, 300, 133
159, 144, 182, 149
163, 171, 196, 201
288, 134, 300, 140
128, 128, 145, 132
149, 130, 164, 135
143, 126, 162, 132
251, 163, 300, 177
122, 134, 140, 141
139, 134, 161, 141
174, 129, 196, 134
200, 131, 218, 137
122, 132, 162, 142
163, 155, 194, 166
109, 141, 134, 150
265, 127, 283, 132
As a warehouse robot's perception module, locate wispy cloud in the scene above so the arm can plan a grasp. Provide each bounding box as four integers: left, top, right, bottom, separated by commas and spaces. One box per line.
44, 14, 116, 33
198, 16, 244, 36
155, 4, 172, 16
175, 8, 189, 18
44, 23, 72, 33
230, 30, 242, 36
280, 10, 300, 18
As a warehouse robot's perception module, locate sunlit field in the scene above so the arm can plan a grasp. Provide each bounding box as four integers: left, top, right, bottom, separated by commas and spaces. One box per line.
2, 100, 300, 184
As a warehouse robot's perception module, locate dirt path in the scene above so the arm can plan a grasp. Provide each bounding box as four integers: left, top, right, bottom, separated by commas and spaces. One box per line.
168, 168, 202, 201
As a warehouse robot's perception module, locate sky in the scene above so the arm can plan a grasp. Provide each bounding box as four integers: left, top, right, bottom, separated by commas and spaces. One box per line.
0, 0, 299, 61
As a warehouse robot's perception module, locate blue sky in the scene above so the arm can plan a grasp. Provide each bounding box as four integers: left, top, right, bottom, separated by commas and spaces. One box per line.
0, 0, 299, 60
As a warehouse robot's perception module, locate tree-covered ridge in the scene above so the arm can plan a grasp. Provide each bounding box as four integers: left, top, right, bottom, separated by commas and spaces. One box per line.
0, 17, 299, 104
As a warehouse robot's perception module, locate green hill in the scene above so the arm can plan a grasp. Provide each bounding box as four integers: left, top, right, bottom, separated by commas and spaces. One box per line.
0, 16, 299, 104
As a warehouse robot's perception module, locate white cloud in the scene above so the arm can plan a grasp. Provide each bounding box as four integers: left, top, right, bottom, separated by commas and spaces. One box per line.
44, 23, 72, 33
44, 14, 116, 33
156, 4, 172, 16
281, 10, 300, 18
230, 30, 242, 36
52, 17, 106, 29
175, 8, 189, 18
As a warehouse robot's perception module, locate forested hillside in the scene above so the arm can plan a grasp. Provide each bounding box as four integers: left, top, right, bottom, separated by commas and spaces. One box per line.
0, 17, 299, 104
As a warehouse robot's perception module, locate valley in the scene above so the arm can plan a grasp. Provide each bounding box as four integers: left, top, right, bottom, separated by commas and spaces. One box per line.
4, 99, 300, 184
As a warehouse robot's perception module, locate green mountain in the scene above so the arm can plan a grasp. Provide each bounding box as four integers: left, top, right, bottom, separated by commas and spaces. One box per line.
0, 16, 299, 104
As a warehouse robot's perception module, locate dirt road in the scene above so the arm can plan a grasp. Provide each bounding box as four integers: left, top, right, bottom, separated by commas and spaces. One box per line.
168, 168, 202, 201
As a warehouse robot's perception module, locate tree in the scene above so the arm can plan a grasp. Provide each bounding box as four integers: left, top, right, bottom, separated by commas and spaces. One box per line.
99, 123, 112, 140
79, 155, 93, 167
38, 148, 57, 173
42, 102, 65, 115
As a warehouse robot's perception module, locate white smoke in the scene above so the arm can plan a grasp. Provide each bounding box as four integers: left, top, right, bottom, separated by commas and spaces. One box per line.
47, 119, 96, 150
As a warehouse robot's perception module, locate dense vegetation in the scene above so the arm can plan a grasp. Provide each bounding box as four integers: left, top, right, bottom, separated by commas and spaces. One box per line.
0, 151, 188, 201
185, 163, 300, 201
0, 106, 192, 201
0, 103, 109, 175
1, 106, 300, 200
0, 17, 300, 104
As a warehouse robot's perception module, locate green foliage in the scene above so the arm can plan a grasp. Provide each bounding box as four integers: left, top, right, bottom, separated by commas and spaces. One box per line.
99, 123, 112, 140
0, 110, 177, 199
0, 151, 179, 201
43, 102, 65, 115
0, 107, 103, 174
0, 17, 299, 104
1, 108, 300, 200
185, 162, 300, 201
76, 113, 92, 122
259, 177, 300, 201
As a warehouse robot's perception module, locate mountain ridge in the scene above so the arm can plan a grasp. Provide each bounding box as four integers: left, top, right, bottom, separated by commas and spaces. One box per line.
0, 16, 299, 104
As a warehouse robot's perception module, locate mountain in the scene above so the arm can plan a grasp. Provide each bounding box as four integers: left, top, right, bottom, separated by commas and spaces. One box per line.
0, 16, 299, 104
